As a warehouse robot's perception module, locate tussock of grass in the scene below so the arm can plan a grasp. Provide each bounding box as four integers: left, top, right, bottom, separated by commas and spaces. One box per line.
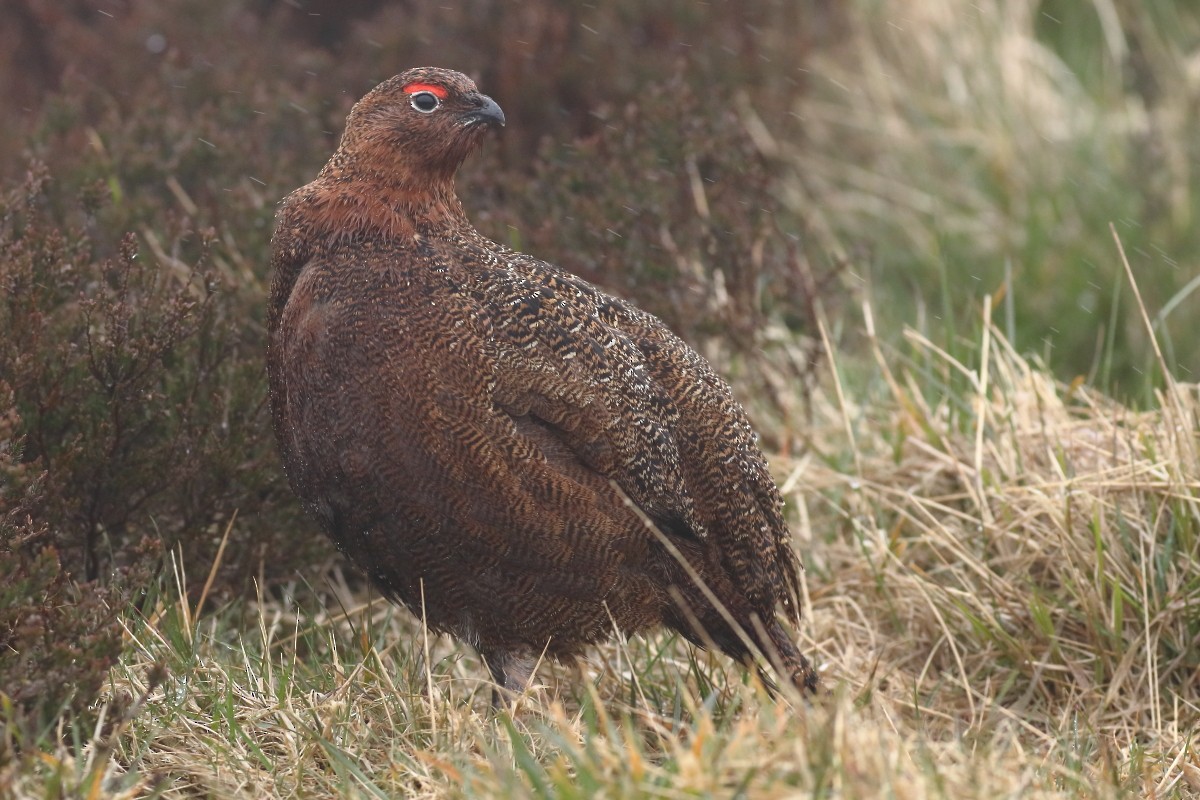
795, 295, 1198, 790
10, 294, 1195, 798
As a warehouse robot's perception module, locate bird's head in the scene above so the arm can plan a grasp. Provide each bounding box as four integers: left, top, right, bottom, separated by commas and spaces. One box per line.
334, 67, 505, 189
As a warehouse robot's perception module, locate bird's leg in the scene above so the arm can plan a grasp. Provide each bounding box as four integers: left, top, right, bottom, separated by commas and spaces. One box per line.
482, 648, 537, 709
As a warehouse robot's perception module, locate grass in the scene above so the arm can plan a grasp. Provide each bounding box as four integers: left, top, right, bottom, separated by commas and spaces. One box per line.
8, 279, 1198, 797
787, 0, 1200, 395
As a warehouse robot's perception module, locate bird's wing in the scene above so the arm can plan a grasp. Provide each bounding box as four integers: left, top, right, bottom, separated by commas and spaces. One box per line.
472, 258, 802, 620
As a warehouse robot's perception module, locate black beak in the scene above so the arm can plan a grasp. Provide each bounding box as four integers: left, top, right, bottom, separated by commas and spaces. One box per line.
464, 94, 505, 128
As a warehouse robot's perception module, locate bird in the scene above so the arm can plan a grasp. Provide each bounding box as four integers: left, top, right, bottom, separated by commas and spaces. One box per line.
266, 66, 818, 701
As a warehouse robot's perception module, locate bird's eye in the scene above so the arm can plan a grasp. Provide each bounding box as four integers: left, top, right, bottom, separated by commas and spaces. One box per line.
410, 91, 440, 113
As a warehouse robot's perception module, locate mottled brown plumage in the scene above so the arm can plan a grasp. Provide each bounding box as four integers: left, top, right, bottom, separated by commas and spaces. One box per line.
267, 67, 817, 698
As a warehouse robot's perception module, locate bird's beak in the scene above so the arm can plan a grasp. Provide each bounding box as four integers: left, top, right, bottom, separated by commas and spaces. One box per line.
464, 94, 506, 128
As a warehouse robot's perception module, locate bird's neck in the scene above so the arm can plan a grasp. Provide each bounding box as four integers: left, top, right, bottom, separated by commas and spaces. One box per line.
312, 151, 475, 239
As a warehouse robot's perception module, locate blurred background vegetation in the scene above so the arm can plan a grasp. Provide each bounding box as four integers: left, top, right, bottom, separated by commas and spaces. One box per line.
1, 0, 1197, 766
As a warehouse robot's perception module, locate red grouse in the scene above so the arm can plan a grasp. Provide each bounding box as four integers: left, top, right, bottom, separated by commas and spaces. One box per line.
267, 67, 818, 699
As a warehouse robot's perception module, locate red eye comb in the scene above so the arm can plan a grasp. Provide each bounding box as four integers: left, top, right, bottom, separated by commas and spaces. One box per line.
401, 82, 448, 99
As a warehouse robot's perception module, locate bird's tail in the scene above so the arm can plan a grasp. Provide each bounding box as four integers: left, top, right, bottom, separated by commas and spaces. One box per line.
666, 582, 818, 695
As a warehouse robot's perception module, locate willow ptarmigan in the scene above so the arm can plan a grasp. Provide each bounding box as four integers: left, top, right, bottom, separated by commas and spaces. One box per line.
267, 67, 818, 699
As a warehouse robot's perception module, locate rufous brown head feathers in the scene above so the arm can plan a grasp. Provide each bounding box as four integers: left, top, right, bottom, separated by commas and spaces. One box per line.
333, 67, 505, 187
